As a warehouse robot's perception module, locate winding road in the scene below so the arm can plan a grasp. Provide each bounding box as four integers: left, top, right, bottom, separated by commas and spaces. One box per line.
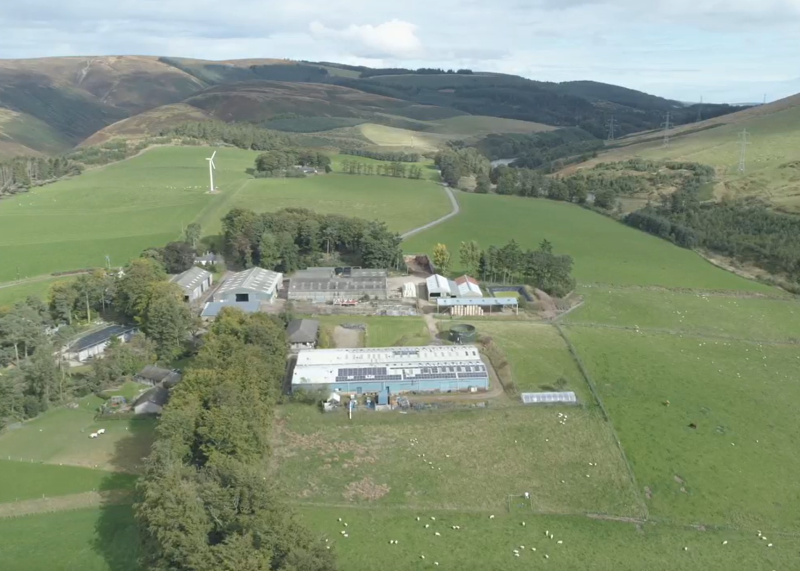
400, 184, 460, 240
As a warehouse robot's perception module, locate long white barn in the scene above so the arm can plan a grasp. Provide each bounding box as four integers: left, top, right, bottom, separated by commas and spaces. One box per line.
291, 345, 489, 395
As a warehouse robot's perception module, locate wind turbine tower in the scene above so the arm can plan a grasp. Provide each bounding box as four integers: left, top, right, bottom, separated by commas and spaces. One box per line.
206, 151, 217, 193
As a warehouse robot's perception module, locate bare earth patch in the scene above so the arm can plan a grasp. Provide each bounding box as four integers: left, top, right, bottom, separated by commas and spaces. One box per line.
343, 477, 390, 502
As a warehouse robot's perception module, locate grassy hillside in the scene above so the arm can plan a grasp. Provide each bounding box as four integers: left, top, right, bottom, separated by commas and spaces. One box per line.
402, 191, 769, 291
0, 109, 73, 157
0, 146, 451, 283
577, 93, 800, 211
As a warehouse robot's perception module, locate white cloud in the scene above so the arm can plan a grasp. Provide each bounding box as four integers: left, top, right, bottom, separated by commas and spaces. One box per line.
309, 19, 424, 58
1, 0, 799, 101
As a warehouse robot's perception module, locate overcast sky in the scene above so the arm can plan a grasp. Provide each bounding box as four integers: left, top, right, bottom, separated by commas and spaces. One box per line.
2, 0, 799, 102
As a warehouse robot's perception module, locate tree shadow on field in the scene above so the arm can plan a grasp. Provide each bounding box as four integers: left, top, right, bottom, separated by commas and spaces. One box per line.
92, 418, 156, 571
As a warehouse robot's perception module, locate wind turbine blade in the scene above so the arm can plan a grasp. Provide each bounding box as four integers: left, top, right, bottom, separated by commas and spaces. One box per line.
210, 151, 217, 160
210, 160, 216, 169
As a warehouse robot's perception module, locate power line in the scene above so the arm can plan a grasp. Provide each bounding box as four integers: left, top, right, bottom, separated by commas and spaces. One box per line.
738, 129, 751, 174
662, 112, 672, 147
606, 115, 618, 141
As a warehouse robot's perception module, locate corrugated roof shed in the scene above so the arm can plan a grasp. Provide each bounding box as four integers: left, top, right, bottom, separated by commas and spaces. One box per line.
288, 277, 386, 294
287, 319, 320, 344
426, 274, 452, 296
201, 300, 262, 317
217, 267, 282, 296
134, 386, 169, 407
455, 275, 482, 297
297, 345, 482, 367
170, 267, 212, 292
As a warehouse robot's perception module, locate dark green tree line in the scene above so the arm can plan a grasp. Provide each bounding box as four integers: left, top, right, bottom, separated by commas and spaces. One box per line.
222, 208, 403, 272
135, 308, 336, 571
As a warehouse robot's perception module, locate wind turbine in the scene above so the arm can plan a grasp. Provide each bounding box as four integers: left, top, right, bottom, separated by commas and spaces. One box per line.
206, 151, 217, 192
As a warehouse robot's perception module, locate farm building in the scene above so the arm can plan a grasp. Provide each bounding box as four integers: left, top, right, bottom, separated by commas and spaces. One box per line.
287, 319, 319, 352
133, 386, 169, 415
170, 266, 213, 302
65, 325, 138, 362
437, 297, 519, 315
291, 345, 489, 395
288, 267, 388, 302
426, 274, 481, 300
214, 267, 282, 304
201, 300, 261, 319
135, 365, 182, 388
194, 251, 222, 267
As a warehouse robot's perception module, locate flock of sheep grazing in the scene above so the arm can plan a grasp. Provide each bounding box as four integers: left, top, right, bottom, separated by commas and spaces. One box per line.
88, 428, 106, 439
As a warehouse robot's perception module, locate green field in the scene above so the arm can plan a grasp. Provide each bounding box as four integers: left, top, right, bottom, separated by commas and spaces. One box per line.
0, 277, 75, 309
567, 287, 800, 342
0, 146, 451, 283
0, 506, 140, 571
274, 403, 641, 516
299, 506, 798, 571
476, 321, 589, 398
0, 460, 135, 503
565, 326, 800, 530
0, 395, 155, 473
403, 192, 770, 291
315, 316, 431, 348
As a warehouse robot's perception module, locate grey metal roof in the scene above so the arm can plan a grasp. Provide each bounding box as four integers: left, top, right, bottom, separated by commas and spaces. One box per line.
170, 267, 212, 292
194, 252, 221, 263
436, 297, 518, 307
135, 365, 173, 383
350, 269, 388, 278
201, 300, 262, 317
134, 386, 169, 407
521, 391, 578, 404
217, 267, 281, 295
70, 325, 137, 352
287, 319, 320, 343
289, 277, 387, 293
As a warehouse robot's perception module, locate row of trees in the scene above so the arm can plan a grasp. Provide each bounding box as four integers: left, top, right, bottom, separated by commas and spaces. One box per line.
432, 239, 575, 297
254, 149, 332, 175
222, 208, 403, 272
340, 149, 421, 162
339, 160, 425, 179
434, 147, 491, 186
0, 156, 83, 196
161, 121, 295, 151
625, 186, 800, 286
135, 308, 336, 570
475, 128, 603, 169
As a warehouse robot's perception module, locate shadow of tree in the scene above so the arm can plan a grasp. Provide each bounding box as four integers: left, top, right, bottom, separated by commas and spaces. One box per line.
93, 418, 155, 571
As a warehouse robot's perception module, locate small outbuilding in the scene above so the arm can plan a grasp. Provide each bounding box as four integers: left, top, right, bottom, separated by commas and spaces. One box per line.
170, 267, 213, 302
194, 252, 222, 267
455, 275, 482, 297
214, 267, 283, 304
425, 274, 458, 300
287, 319, 320, 352
133, 386, 169, 415
135, 365, 182, 388
66, 325, 138, 362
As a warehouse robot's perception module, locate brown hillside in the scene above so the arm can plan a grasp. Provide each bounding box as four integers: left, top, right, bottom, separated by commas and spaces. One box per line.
182, 81, 443, 122
81, 103, 213, 147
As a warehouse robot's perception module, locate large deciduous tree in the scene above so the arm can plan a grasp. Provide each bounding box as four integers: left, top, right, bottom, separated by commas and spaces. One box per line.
142, 283, 193, 361
116, 258, 167, 320
432, 243, 452, 275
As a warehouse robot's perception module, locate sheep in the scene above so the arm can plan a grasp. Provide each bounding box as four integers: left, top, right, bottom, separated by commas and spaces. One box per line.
434, 563, 439, 567
557, 540, 563, 545
343, 523, 348, 527
521, 522, 526, 527
544, 554, 549, 559
431, 516, 436, 521
416, 517, 421, 521
340, 531, 346, 535
420, 555, 425, 560
530, 547, 536, 552
343, 533, 348, 538
683, 547, 688, 551
338, 518, 342, 522
97, 428, 106, 435
89, 433, 98, 439
434, 532, 441, 537
514, 553, 520, 558
425, 524, 430, 529
768, 543, 773, 547
722, 541, 728, 545
519, 545, 524, 550
489, 515, 495, 519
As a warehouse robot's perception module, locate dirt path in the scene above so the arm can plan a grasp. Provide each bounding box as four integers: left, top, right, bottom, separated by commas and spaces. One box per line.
0, 490, 133, 518
422, 314, 440, 343
400, 185, 459, 240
